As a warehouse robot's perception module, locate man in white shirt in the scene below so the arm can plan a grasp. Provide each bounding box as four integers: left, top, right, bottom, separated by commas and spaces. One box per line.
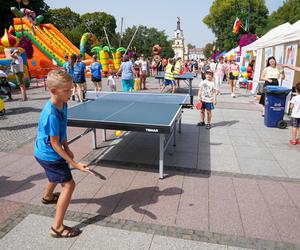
11, 49, 27, 101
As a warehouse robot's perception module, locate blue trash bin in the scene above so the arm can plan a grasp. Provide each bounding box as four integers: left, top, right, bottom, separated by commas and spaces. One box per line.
264, 86, 291, 128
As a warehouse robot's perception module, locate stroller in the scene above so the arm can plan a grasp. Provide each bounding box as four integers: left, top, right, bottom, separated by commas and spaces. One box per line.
0, 70, 15, 115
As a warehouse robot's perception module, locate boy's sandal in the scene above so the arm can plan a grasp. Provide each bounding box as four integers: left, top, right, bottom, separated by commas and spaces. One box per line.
41, 192, 60, 204
289, 140, 298, 145
51, 226, 82, 238
197, 122, 205, 126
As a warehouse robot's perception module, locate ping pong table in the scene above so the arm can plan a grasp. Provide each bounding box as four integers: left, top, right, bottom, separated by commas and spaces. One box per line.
155, 72, 196, 105
67, 91, 189, 179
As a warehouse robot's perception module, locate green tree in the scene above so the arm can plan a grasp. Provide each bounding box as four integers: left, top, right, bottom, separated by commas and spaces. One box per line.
203, 0, 268, 50
44, 7, 80, 31
203, 43, 214, 58
0, 0, 49, 35
121, 25, 174, 58
80, 12, 117, 46
187, 43, 196, 49
262, 0, 300, 34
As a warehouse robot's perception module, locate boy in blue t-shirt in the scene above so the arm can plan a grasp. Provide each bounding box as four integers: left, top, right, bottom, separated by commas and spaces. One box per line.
34, 69, 94, 238
90, 55, 102, 91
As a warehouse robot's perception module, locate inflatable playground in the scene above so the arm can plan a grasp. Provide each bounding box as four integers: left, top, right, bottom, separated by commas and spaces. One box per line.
0, 6, 127, 87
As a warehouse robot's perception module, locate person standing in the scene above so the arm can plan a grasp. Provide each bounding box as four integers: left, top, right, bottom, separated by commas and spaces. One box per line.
139, 54, 150, 90
117, 55, 135, 92
260, 56, 285, 115
289, 82, 300, 145
228, 58, 240, 98
90, 55, 102, 92
197, 69, 217, 129
11, 49, 27, 101
214, 57, 226, 95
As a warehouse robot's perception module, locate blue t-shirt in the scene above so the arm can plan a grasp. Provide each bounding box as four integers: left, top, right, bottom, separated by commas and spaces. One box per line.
79, 61, 86, 80
34, 100, 68, 161
90, 62, 102, 79
63, 61, 70, 72
121, 61, 134, 80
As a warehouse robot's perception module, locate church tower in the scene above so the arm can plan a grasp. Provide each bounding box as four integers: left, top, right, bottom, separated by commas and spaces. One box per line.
172, 17, 185, 59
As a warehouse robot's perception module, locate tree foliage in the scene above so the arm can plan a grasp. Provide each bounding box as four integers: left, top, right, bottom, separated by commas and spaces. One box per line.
203, 43, 214, 58
121, 25, 174, 58
44, 7, 80, 31
261, 0, 300, 34
203, 0, 268, 51
80, 12, 117, 45
0, 0, 49, 35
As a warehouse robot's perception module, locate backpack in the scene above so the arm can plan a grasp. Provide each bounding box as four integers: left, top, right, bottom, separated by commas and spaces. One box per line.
73, 63, 83, 83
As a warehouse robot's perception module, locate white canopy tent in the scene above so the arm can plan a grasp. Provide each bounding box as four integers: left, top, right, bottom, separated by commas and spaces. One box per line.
242, 22, 291, 52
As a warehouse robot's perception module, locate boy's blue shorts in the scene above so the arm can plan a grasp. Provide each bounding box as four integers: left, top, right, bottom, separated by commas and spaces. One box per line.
201, 101, 214, 110
35, 157, 73, 184
122, 79, 134, 92
164, 79, 175, 86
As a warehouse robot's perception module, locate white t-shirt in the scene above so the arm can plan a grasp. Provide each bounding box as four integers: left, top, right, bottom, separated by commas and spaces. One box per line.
290, 94, 300, 118
199, 79, 215, 103
108, 75, 116, 86
262, 66, 281, 79
139, 60, 148, 72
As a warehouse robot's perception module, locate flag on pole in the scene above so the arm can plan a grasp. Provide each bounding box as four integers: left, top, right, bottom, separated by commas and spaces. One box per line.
245, 17, 249, 32
233, 17, 241, 34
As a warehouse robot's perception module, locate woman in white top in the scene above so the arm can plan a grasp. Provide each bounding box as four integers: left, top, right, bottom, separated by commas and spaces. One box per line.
214, 57, 226, 95
139, 54, 149, 90
260, 56, 285, 109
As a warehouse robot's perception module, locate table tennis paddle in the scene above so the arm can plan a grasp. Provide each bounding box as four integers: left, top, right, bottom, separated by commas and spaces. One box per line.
89, 169, 106, 180
196, 101, 203, 110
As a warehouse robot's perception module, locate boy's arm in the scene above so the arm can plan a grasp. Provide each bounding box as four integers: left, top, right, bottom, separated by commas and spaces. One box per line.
62, 139, 74, 159
50, 136, 93, 174
197, 84, 202, 100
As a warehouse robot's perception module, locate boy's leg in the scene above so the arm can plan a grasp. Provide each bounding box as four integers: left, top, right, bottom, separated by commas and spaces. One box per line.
200, 109, 205, 122
291, 126, 297, 142
52, 179, 76, 232
207, 110, 212, 124
43, 182, 57, 200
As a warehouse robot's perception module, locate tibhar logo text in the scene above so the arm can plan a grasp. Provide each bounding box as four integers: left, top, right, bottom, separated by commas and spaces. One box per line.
145, 128, 159, 133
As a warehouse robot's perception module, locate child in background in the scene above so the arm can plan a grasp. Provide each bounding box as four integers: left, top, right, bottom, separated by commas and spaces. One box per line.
107, 71, 117, 91
34, 69, 94, 238
197, 69, 217, 129
161, 58, 176, 93
90, 55, 102, 92
289, 82, 300, 145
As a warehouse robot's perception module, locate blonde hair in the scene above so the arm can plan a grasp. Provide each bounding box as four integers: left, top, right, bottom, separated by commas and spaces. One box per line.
47, 69, 72, 89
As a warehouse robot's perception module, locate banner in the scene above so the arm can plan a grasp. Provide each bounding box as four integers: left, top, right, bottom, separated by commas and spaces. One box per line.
282, 43, 298, 89
265, 47, 273, 64
275, 45, 284, 65
252, 49, 262, 94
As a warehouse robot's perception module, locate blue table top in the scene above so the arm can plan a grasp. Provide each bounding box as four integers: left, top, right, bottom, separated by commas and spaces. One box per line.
68, 92, 188, 128
155, 72, 196, 80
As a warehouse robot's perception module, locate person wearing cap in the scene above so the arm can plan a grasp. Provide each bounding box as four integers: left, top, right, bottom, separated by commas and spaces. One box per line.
197, 69, 217, 129
11, 49, 27, 101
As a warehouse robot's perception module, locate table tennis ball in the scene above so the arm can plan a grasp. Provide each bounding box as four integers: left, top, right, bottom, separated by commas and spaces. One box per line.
115, 130, 122, 137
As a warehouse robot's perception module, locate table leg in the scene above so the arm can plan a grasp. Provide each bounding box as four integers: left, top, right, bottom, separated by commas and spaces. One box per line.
173, 122, 177, 147
159, 134, 165, 179
179, 116, 182, 134
189, 79, 193, 105
102, 129, 107, 142
92, 128, 97, 149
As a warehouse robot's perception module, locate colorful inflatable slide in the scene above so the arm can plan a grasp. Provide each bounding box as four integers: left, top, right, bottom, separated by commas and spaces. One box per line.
13, 18, 91, 78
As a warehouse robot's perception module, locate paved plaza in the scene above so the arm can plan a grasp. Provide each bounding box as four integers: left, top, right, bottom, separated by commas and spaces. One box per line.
0, 76, 300, 249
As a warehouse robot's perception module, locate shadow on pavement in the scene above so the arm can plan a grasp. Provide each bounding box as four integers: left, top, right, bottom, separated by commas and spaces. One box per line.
0, 123, 37, 130
0, 172, 45, 198
72, 186, 183, 229
5, 107, 42, 115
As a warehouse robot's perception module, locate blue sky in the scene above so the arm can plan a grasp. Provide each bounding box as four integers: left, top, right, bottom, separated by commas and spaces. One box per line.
44, 0, 285, 48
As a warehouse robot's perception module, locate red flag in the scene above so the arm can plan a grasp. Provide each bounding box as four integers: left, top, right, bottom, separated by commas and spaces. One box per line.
233, 17, 241, 34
